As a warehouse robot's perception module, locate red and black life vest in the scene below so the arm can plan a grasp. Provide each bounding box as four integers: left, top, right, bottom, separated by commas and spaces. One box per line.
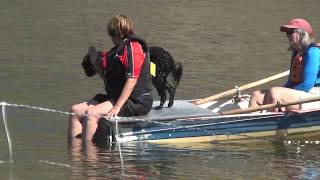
290, 43, 320, 84
290, 52, 303, 84
101, 35, 152, 99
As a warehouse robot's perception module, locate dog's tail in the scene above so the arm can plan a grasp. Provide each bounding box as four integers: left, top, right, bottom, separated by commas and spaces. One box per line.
172, 62, 183, 88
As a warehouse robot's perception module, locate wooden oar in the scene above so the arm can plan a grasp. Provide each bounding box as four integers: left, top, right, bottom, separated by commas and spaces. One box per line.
194, 70, 290, 105
221, 96, 320, 115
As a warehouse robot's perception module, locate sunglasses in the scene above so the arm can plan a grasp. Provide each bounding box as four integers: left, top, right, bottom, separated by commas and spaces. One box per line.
286, 29, 296, 35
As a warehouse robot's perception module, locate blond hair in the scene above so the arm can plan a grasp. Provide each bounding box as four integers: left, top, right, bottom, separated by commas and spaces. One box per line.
107, 15, 134, 39
290, 28, 315, 54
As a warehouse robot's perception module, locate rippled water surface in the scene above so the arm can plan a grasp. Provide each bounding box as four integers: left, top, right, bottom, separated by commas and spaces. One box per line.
1, 0, 320, 179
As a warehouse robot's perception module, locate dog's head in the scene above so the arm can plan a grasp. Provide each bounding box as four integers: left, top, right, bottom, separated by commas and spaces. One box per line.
81, 54, 97, 77
82, 46, 102, 77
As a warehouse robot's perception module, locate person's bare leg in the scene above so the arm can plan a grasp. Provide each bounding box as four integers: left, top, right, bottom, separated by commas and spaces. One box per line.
68, 102, 93, 139
82, 101, 114, 142
268, 87, 302, 111
249, 90, 266, 108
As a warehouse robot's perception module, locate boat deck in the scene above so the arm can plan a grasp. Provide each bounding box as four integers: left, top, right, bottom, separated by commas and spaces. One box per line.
110, 100, 218, 123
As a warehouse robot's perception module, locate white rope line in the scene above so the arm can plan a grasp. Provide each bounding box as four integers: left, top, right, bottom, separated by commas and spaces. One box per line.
4, 102, 74, 116
0, 100, 193, 176
1, 101, 287, 140
114, 119, 125, 176
1, 101, 290, 141
1, 102, 13, 163
1, 101, 226, 145
1, 101, 186, 128
3, 101, 151, 121
0, 101, 188, 141
0, 101, 127, 174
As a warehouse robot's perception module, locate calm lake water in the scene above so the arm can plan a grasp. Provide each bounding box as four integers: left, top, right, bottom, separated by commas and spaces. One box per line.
1, 0, 320, 179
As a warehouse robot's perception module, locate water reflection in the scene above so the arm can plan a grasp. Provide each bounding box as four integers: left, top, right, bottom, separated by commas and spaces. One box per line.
67, 139, 320, 179
69, 140, 160, 179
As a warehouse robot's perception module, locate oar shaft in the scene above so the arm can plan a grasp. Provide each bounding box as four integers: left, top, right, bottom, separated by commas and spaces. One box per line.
237, 70, 290, 91
221, 96, 320, 115
195, 70, 290, 105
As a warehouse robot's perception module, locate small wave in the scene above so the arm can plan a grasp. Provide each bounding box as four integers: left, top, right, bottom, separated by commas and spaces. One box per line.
38, 160, 71, 168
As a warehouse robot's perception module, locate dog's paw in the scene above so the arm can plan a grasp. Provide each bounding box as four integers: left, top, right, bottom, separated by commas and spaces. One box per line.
168, 101, 174, 108
154, 106, 163, 110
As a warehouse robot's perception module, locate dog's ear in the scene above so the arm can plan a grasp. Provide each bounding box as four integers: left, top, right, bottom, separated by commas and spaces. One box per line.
81, 54, 97, 77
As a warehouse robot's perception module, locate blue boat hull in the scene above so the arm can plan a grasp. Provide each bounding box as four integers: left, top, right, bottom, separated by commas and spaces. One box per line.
114, 110, 320, 143
95, 100, 320, 143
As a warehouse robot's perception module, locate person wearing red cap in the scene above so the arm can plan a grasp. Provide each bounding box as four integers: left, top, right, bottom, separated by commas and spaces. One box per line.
249, 18, 320, 111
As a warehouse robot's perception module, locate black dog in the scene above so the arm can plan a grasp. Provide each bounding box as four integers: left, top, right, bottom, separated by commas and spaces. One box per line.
149, 46, 183, 109
81, 46, 183, 147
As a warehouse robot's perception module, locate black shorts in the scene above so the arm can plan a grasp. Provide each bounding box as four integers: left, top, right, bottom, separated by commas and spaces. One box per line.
91, 93, 153, 117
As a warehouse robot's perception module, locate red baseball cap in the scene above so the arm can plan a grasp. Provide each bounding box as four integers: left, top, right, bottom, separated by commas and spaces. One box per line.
280, 18, 313, 35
